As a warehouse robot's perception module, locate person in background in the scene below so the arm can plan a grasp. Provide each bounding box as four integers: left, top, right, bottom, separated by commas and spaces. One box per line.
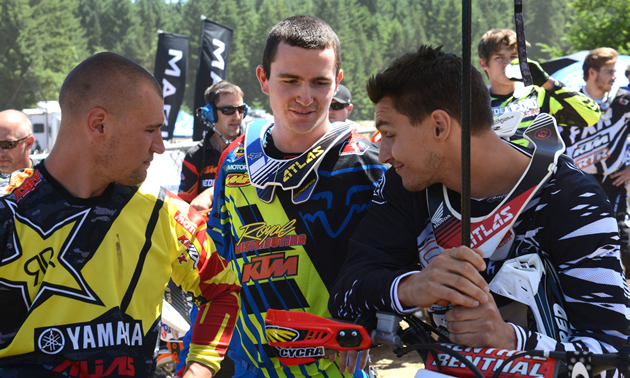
622, 64, 630, 91
178, 81, 246, 215
32, 140, 42, 154
208, 14, 387, 378
0, 109, 34, 182
0, 52, 240, 378
477, 29, 600, 145
560, 47, 630, 270
329, 84, 354, 123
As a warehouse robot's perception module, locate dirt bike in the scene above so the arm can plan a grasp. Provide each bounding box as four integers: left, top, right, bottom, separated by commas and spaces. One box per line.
264, 309, 630, 378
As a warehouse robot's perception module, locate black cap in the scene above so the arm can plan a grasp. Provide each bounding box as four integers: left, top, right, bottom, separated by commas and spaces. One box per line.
332, 85, 352, 104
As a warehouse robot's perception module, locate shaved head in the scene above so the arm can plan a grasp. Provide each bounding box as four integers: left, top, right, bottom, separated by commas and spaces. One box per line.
0, 110, 32, 136
59, 52, 162, 126
0, 109, 34, 174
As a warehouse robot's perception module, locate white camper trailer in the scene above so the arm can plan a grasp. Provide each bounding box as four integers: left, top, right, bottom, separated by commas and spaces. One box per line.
22, 101, 61, 153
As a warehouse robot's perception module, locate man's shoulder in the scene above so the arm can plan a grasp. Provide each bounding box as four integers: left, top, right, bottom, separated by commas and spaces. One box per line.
550, 156, 604, 194
1, 168, 43, 199
613, 87, 630, 107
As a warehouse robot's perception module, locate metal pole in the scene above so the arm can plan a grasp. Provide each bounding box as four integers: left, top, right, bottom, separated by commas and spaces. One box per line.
461, 0, 472, 247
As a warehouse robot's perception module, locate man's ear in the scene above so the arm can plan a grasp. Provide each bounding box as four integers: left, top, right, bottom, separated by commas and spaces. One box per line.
479, 58, 488, 70
256, 66, 269, 95
25, 135, 35, 150
347, 103, 353, 115
86, 107, 108, 141
336, 69, 343, 86
430, 110, 451, 141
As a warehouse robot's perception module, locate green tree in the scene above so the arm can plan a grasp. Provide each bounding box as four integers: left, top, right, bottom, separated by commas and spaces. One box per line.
565, 0, 630, 54
1, 0, 85, 109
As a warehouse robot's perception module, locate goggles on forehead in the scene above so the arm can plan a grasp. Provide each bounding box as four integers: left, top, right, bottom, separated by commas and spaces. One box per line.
0, 135, 30, 150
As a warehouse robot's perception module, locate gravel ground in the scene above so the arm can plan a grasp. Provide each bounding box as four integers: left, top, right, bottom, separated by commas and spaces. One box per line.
371, 344, 424, 378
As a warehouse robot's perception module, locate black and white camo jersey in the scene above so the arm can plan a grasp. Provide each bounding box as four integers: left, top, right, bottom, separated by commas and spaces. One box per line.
561, 88, 630, 176
329, 151, 630, 355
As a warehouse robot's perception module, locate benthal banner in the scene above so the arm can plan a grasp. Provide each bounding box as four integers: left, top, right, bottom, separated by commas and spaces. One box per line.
193, 19, 233, 141
154, 31, 189, 140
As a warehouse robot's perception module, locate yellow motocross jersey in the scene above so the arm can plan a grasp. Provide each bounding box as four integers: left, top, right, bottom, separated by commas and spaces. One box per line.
0, 163, 240, 377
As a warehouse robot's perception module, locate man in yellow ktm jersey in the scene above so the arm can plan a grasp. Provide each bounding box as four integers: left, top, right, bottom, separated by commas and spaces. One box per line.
207, 15, 387, 378
0, 52, 240, 378
477, 29, 600, 145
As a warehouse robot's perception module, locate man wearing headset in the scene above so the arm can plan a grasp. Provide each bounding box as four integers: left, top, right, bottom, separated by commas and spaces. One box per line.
178, 81, 247, 214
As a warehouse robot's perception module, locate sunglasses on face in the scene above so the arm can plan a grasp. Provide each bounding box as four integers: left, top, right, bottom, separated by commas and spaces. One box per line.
0, 135, 30, 150
217, 104, 248, 115
330, 102, 349, 111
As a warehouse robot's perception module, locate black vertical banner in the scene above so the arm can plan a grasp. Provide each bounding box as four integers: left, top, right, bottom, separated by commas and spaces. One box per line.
154, 31, 189, 140
193, 19, 233, 141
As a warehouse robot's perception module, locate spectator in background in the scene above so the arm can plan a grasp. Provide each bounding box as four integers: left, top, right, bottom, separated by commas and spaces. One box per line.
329, 84, 354, 123
32, 140, 42, 154
622, 64, 630, 91
178, 81, 246, 215
560, 47, 630, 270
0, 109, 34, 177
477, 29, 600, 146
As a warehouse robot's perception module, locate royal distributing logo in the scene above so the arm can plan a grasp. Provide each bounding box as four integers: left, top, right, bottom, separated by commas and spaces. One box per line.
236, 219, 306, 253
35, 318, 143, 356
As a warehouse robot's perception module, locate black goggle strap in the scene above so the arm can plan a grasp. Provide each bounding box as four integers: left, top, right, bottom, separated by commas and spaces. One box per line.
427, 113, 565, 259
246, 121, 353, 204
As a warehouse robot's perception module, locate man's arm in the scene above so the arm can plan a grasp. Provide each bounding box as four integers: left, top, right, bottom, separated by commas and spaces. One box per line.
545, 81, 601, 127
168, 193, 241, 375
329, 169, 488, 319
178, 144, 203, 203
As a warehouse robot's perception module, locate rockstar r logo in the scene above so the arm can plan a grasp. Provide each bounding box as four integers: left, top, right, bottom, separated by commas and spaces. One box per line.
0, 203, 103, 311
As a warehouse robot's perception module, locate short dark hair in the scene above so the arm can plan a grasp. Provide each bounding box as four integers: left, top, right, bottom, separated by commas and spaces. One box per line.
366, 45, 493, 134
204, 80, 243, 106
262, 15, 341, 77
583, 47, 617, 81
59, 52, 161, 118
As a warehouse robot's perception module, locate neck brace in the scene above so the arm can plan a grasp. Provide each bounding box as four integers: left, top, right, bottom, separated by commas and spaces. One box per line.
245, 121, 353, 204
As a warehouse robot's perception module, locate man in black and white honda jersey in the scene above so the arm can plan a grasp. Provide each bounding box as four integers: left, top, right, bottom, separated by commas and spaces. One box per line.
560, 47, 630, 270
329, 45, 629, 372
